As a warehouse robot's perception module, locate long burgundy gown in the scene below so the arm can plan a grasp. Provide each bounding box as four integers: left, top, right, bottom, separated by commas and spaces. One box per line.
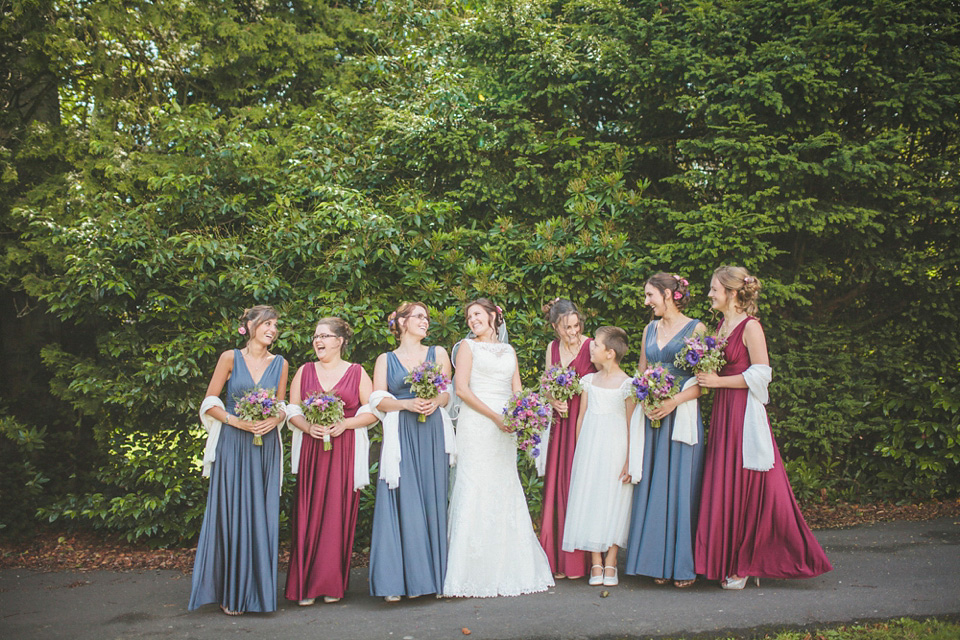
284, 363, 362, 601
695, 318, 832, 581
538, 339, 596, 578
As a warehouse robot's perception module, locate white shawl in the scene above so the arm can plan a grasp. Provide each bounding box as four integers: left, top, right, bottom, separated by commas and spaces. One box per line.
629, 378, 699, 483
370, 390, 457, 490
285, 403, 371, 492
741, 364, 775, 471
535, 417, 552, 477
199, 396, 224, 478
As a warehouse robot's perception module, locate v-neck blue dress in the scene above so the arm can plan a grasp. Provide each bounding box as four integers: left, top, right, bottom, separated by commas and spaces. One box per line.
368, 346, 449, 597
189, 349, 284, 612
624, 319, 705, 581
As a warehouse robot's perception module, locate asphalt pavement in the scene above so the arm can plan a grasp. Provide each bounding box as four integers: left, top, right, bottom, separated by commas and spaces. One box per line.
1, 517, 958, 639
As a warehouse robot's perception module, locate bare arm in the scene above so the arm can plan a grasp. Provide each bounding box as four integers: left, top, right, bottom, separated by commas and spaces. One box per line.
327, 366, 379, 437
697, 319, 766, 389
620, 397, 636, 483
200, 351, 254, 431
574, 386, 589, 441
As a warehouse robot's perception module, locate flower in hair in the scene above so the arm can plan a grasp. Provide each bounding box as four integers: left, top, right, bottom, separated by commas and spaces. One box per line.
388, 311, 397, 327
673, 291, 683, 300
238, 326, 247, 335
672, 274, 689, 287
744, 276, 755, 283
496, 305, 503, 314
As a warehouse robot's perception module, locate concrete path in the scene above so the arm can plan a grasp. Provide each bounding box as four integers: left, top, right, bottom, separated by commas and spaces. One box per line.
1, 517, 958, 639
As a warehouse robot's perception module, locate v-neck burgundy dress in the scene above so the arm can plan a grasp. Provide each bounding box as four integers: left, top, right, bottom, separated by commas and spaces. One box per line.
694, 318, 832, 581
284, 362, 362, 601
538, 338, 596, 578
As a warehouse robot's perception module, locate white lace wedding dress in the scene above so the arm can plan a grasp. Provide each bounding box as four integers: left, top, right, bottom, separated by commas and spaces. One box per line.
443, 339, 555, 597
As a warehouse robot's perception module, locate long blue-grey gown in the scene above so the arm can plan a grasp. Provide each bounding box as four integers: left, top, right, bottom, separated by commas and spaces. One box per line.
189, 349, 284, 612
369, 346, 448, 597
624, 319, 704, 581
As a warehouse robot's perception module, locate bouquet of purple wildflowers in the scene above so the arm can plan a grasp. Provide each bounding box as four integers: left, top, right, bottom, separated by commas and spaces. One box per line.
631, 364, 679, 428
234, 387, 283, 445
674, 333, 727, 394
404, 361, 451, 422
501, 389, 552, 460
302, 391, 345, 451
540, 365, 584, 418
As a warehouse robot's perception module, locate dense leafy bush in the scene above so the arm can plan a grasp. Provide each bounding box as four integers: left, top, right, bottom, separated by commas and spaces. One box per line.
1, 0, 957, 545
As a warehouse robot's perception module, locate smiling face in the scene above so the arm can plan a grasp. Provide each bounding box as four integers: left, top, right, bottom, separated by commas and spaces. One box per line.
554, 312, 583, 347
466, 303, 495, 339
707, 276, 731, 312
644, 283, 669, 317
312, 323, 343, 360
398, 305, 430, 339
251, 317, 279, 346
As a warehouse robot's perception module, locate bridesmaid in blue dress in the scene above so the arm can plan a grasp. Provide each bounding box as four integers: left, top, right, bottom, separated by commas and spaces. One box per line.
189, 306, 289, 615
625, 273, 706, 588
369, 302, 453, 601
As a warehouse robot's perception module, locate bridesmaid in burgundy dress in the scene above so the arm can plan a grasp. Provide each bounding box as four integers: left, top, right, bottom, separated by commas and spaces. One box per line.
694, 266, 832, 589
538, 298, 596, 580
285, 317, 376, 605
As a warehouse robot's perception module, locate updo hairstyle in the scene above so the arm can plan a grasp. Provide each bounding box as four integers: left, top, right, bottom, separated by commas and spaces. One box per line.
542, 298, 585, 336
646, 272, 691, 311
316, 316, 353, 350
388, 301, 430, 340
713, 265, 762, 316
239, 305, 279, 338
465, 298, 504, 334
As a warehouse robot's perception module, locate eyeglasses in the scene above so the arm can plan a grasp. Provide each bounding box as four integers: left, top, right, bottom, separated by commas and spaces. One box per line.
313, 333, 338, 341
406, 313, 429, 322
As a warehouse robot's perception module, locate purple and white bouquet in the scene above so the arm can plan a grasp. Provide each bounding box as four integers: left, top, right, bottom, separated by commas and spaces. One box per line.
631, 364, 679, 428
234, 387, 283, 445
674, 333, 727, 394
404, 361, 451, 422
302, 391, 345, 451
501, 388, 552, 460
540, 365, 584, 418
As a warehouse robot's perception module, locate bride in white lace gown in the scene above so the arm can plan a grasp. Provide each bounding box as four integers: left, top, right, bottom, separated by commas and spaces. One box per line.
443, 299, 555, 598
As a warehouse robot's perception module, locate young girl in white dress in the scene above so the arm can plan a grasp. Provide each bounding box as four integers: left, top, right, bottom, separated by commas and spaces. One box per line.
562, 326, 636, 587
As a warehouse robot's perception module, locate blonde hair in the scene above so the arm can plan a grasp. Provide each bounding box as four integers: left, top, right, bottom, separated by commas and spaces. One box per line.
713, 266, 762, 315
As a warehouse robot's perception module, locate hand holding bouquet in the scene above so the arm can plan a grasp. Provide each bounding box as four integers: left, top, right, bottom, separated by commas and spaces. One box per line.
405, 361, 451, 422
674, 333, 727, 394
234, 387, 283, 445
540, 365, 583, 418
302, 391, 345, 451
631, 364, 679, 428
501, 388, 552, 460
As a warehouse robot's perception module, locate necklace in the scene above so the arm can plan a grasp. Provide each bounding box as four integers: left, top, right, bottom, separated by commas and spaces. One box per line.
559, 336, 583, 362
718, 314, 748, 340
242, 348, 271, 378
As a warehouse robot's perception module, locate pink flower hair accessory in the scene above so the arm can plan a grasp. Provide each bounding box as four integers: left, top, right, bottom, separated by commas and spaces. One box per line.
238, 326, 247, 335
496, 305, 503, 314
744, 276, 755, 284
673, 291, 683, 300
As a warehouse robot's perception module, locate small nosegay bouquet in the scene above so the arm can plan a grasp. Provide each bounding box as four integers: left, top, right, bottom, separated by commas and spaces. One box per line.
674, 333, 727, 393
540, 365, 584, 418
234, 387, 283, 445
501, 389, 552, 460
405, 361, 451, 422
631, 364, 679, 428
302, 391, 345, 450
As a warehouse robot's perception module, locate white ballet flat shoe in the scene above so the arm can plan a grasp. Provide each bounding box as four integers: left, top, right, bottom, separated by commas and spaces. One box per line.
602, 566, 619, 587
384, 595, 401, 603
588, 564, 604, 586
298, 598, 316, 606
323, 596, 340, 604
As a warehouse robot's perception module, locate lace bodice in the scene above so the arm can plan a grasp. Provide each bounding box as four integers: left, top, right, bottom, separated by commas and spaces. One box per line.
464, 340, 515, 401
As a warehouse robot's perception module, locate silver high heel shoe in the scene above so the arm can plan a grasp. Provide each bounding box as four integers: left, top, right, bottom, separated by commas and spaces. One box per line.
721, 576, 760, 590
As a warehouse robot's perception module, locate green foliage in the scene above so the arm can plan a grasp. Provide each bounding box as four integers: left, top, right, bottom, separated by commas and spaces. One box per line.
0, 413, 51, 538
2, 0, 959, 545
